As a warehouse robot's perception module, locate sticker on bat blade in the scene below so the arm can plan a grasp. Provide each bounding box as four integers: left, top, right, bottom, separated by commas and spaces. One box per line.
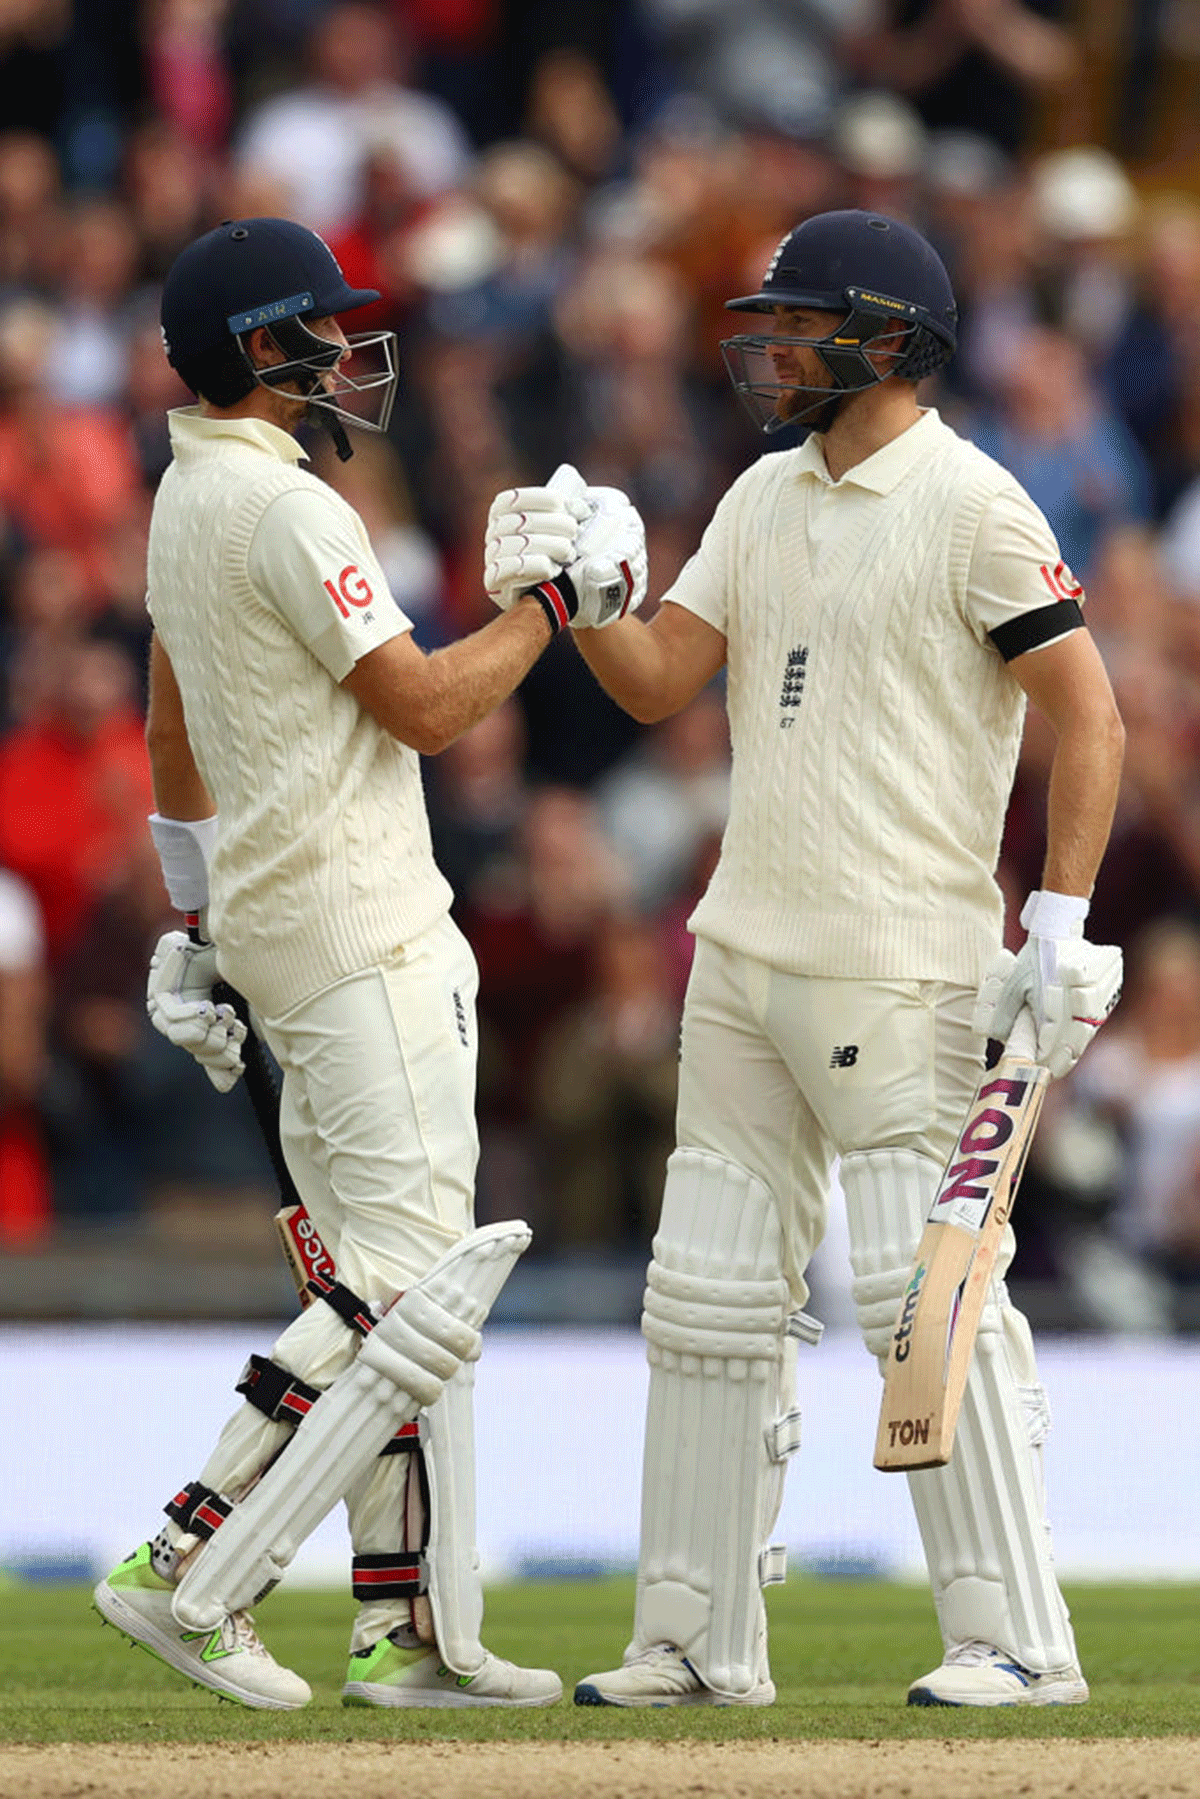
930, 1076, 1030, 1232
891, 1261, 927, 1364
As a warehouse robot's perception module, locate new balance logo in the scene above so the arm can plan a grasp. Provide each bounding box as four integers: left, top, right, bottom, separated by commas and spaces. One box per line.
452, 987, 469, 1048
780, 645, 808, 723
830, 1045, 859, 1069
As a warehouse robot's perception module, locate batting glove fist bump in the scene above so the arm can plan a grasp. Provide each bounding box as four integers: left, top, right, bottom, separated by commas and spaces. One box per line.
483, 485, 586, 610
546, 463, 648, 630
973, 890, 1123, 1079
146, 930, 247, 1093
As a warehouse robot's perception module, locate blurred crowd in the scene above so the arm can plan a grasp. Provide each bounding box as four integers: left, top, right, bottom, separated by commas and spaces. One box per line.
3, 0, 1200, 1329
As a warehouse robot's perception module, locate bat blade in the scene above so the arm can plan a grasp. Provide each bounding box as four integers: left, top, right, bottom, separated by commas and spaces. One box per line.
873, 1048, 1050, 1471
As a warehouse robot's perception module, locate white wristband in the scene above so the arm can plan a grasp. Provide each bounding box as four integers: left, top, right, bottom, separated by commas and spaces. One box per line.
1019, 888, 1089, 939
149, 813, 219, 911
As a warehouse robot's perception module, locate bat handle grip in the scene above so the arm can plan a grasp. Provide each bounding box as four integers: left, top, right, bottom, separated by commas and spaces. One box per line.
1007, 1008, 1039, 1060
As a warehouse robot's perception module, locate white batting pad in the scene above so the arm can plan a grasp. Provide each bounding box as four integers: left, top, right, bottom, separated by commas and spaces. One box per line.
840, 1147, 944, 1360
422, 1362, 487, 1675
632, 1148, 818, 1697
907, 1317, 1077, 1671
840, 1149, 1076, 1671
172, 1220, 530, 1630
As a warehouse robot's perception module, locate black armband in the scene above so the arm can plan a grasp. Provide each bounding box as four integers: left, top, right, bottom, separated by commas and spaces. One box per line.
526, 572, 578, 634
988, 598, 1084, 662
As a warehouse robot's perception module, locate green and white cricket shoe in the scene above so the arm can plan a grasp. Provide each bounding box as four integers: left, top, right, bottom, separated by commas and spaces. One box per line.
574, 1643, 775, 1707
93, 1543, 311, 1710
342, 1632, 561, 1708
907, 1640, 1089, 1707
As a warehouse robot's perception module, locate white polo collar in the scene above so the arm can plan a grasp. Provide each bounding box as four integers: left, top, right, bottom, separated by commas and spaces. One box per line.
167, 405, 309, 465
792, 407, 941, 494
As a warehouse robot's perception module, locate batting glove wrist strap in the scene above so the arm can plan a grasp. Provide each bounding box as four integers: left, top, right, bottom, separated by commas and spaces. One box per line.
1019, 888, 1089, 942
526, 570, 578, 634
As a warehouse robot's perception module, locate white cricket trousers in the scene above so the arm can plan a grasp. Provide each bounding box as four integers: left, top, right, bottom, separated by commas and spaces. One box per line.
186, 914, 480, 1628
675, 936, 989, 1306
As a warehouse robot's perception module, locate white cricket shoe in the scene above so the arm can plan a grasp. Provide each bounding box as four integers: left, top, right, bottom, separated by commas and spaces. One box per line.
907, 1640, 1089, 1707
574, 1642, 775, 1708
342, 1632, 561, 1708
94, 1542, 311, 1710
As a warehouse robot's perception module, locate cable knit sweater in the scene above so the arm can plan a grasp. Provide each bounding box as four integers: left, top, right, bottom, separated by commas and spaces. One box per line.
147, 408, 451, 1015
671, 411, 1078, 985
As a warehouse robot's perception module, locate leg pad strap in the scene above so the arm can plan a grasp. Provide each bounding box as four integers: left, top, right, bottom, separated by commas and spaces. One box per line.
164, 1481, 233, 1540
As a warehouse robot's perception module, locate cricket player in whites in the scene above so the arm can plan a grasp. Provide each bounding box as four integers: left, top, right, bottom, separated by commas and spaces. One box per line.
489, 211, 1125, 1707
93, 217, 645, 1708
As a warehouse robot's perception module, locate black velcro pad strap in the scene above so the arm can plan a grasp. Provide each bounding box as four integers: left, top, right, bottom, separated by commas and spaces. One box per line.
306, 1270, 377, 1336
236, 1353, 321, 1425
351, 1552, 427, 1601
380, 1419, 422, 1456
164, 1480, 232, 1539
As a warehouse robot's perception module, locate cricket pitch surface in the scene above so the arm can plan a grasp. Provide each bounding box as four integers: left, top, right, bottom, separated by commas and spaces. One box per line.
5, 1739, 1200, 1798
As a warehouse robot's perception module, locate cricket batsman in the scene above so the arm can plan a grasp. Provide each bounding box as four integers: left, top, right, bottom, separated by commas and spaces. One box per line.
93, 216, 644, 1708
486, 211, 1125, 1707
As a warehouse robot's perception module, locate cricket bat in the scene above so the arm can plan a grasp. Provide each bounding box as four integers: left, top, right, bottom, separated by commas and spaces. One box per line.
873, 1010, 1047, 1472
184, 919, 334, 1307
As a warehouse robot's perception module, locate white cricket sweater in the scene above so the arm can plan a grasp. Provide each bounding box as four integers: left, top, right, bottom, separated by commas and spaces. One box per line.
670, 410, 1078, 985
147, 409, 451, 1015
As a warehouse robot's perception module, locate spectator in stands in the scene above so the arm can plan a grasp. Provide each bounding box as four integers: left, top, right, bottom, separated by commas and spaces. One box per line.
845, 0, 1077, 156
46, 197, 143, 409
0, 633, 152, 964
462, 784, 629, 1232
0, 130, 63, 292
967, 321, 1151, 578
1102, 195, 1200, 521
425, 698, 530, 903
595, 684, 730, 912
0, 298, 142, 601
532, 910, 679, 1252
234, 1, 471, 236
1069, 918, 1200, 1295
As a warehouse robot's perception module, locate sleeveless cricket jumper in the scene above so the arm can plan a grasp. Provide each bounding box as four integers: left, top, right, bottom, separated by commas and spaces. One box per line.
147, 407, 452, 1019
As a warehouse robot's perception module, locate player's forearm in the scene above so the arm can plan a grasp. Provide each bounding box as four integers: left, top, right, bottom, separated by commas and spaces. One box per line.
146, 634, 215, 821
572, 616, 686, 723
1040, 705, 1125, 897
414, 597, 554, 753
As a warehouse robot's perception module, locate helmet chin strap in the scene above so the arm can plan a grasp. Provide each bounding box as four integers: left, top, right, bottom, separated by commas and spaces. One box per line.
308, 403, 354, 461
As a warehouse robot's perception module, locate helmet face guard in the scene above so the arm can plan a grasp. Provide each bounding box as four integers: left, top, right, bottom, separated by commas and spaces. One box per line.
245, 310, 399, 439
721, 287, 943, 435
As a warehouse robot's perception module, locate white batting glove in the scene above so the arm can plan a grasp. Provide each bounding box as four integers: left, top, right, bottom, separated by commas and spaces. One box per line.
546, 464, 648, 630
973, 890, 1123, 1079
483, 484, 586, 609
146, 930, 247, 1094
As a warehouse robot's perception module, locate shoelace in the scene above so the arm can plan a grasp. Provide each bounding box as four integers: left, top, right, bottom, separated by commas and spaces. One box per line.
221, 1610, 269, 1658
944, 1640, 1009, 1669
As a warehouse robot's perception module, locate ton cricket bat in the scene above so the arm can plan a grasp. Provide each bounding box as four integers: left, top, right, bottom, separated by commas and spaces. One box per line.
873, 1011, 1047, 1472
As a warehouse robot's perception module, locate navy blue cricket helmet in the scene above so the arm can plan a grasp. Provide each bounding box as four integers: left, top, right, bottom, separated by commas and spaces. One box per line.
161, 217, 398, 457
721, 210, 958, 434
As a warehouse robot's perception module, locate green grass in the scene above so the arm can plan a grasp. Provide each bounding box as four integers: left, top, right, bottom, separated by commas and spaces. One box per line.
3, 1577, 1198, 1743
